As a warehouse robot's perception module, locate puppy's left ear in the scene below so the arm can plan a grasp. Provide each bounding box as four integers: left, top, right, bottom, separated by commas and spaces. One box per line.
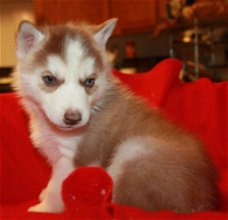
16, 21, 44, 59
94, 18, 117, 48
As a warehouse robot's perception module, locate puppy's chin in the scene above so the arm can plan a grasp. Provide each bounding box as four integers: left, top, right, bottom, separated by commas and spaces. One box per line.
52, 120, 89, 133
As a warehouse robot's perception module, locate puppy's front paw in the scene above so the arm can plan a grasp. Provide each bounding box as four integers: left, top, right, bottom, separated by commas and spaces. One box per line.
28, 202, 64, 213
28, 203, 47, 213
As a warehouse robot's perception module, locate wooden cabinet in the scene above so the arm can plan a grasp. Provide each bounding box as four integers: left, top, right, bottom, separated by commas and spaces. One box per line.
34, 0, 166, 35
34, 0, 110, 25
156, 0, 167, 21
109, 0, 158, 34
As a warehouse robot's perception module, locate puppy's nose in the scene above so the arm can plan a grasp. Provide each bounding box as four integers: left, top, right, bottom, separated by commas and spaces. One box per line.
63, 110, 82, 125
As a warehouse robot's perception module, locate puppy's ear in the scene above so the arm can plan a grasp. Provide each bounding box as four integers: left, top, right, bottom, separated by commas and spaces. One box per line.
94, 18, 117, 48
16, 21, 44, 59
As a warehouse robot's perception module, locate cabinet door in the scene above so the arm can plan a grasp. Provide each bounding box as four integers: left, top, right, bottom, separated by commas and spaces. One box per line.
34, 0, 110, 25
109, 0, 158, 34
156, 0, 167, 20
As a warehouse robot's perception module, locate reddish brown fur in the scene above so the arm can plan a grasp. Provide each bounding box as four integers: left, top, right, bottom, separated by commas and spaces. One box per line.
75, 76, 219, 212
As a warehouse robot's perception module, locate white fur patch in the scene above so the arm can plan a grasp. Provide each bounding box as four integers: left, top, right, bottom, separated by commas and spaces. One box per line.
65, 40, 96, 81
107, 136, 155, 183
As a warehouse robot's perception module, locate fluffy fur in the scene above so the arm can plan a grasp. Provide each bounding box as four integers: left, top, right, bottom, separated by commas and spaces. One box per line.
13, 19, 219, 213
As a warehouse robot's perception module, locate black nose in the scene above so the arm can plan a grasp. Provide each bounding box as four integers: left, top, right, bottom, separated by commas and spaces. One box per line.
63, 110, 82, 126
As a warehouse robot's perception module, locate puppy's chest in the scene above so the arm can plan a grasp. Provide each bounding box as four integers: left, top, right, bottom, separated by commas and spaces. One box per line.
30, 121, 82, 164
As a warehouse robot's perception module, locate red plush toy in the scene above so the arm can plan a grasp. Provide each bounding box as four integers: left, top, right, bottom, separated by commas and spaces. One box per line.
1, 58, 227, 219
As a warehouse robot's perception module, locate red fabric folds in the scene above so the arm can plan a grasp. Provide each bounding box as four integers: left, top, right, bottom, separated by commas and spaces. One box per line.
0, 58, 227, 219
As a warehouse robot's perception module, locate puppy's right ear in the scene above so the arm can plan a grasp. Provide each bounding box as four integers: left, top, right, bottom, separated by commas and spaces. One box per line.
16, 21, 44, 59
94, 18, 117, 48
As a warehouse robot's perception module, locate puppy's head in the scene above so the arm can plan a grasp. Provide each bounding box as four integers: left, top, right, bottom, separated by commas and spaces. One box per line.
15, 19, 117, 130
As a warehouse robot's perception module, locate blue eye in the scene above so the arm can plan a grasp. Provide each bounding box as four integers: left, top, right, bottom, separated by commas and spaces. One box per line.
42, 75, 57, 86
84, 78, 95, 88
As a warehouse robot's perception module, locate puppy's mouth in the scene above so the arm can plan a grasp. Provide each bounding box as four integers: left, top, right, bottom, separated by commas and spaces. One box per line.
54, 120, 90, 132
52, 124, 88, 134
57, 125, 77, 131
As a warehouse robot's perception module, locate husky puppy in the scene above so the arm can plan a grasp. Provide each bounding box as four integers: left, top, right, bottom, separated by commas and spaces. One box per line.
14, 19, 219, 213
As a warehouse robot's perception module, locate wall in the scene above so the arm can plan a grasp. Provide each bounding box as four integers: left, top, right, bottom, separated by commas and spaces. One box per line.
0, 0, 34, 67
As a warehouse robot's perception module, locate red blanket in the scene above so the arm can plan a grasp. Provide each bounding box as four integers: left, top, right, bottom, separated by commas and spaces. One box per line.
1, 58, 227, 219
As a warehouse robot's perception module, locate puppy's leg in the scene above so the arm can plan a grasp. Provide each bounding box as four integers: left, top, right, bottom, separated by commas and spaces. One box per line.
107, 136, 218, 212
28, 157, 75, 213
107, 136, 156, 210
